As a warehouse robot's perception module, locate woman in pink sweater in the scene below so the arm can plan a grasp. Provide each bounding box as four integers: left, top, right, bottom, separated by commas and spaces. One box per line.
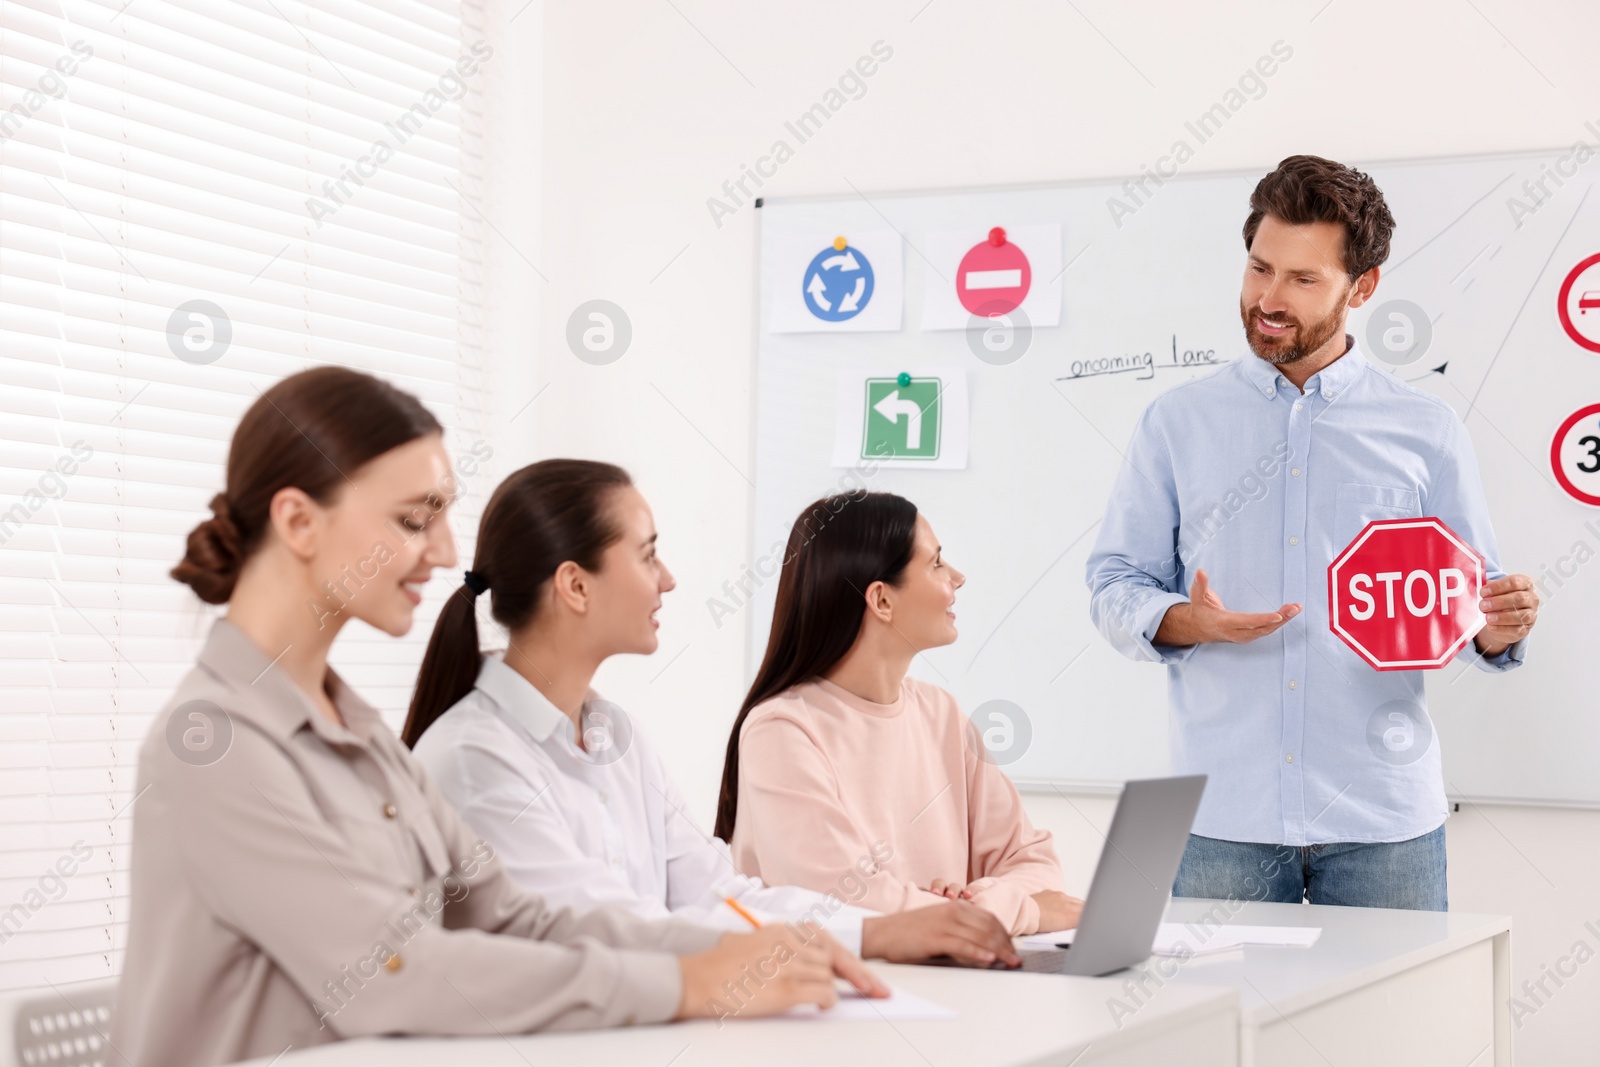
717, 492, 1082, 937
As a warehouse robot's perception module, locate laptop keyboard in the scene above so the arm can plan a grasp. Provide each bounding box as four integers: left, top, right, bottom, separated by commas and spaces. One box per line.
1013, 947, 1070, 972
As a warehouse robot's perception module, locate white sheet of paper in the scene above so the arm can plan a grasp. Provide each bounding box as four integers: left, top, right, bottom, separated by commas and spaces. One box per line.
1203, 924, 1323, 948
1021, 922, 1321, 957
767, 229, 905, 333
779, 985, 956, 1021
918, 223, 1063, 331
830, 368, 969, 470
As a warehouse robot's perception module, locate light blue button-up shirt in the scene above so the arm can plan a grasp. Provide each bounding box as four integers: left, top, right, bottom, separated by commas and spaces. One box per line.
1085, 336, 1525, 845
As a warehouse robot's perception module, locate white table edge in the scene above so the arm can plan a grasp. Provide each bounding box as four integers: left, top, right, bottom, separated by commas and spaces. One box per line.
1229, 911, 1510, 1027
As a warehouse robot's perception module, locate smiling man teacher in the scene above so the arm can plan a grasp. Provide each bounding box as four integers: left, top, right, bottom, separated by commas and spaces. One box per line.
1085, 155, 1539, 910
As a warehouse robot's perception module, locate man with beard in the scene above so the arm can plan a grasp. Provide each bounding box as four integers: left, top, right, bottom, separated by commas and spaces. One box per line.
1084, 155, 1539, 909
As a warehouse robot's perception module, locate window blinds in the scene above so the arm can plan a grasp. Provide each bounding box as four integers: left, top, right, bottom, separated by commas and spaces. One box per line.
0, 0, 488, 989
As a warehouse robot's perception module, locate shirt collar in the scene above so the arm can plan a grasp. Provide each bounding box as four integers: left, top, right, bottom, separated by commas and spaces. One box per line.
194, 617, 383, 745
1240, 332, 1367, 401
473, 651, 598, 745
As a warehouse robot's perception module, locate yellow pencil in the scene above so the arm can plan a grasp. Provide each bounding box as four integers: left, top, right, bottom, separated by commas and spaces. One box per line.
723, 896, 762, 929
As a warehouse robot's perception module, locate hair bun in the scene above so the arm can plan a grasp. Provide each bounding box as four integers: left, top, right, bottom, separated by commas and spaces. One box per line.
170, 493, 246, 604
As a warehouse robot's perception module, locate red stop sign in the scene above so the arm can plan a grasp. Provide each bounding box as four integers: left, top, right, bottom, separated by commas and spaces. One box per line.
1327, 517, 1487, 671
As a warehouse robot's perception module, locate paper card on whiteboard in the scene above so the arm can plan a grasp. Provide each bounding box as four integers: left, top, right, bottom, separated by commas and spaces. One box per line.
831, 369, 969, 470
767, 230, 904, 333
918, 223, 1063, 331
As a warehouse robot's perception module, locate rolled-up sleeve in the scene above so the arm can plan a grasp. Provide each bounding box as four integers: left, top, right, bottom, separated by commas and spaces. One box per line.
1085, 402, 1198, 665
1425, 416, 1529, 674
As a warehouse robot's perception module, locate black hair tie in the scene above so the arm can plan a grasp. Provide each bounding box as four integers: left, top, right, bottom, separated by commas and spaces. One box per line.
462, 570, 489, 596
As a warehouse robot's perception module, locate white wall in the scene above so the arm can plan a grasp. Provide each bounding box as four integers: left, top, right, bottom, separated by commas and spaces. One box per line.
477, 0, 542, 492
505, 1, 1600, 1060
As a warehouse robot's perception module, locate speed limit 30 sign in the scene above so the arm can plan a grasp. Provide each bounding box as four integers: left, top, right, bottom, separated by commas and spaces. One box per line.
1551, 403, 1600, 507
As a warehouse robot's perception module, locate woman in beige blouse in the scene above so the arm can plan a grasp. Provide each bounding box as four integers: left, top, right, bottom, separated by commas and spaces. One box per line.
111, 368, 882, 1067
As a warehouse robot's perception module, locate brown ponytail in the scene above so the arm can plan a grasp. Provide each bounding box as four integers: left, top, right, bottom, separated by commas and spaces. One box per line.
170, 367, 441, 604
401, 459, 633, 748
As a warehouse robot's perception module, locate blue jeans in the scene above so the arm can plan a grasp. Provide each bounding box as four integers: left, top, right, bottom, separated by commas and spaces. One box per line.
1172, 825, 1447, 910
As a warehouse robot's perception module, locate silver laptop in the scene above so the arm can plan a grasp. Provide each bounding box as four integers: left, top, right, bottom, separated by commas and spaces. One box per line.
925, 774, 1206, 977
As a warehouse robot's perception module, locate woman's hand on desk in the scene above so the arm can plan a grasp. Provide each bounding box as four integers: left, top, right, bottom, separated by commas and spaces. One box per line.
861, 901, 1021, 968
1031, 890, 1084, 933
675, 926, 887, 1020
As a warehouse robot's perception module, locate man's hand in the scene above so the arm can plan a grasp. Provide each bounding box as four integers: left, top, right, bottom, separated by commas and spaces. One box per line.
860, 901, 1021, 968
675, 926, 887, 1021
1153, 568, 1301, 647
1473, 574, 1539, 657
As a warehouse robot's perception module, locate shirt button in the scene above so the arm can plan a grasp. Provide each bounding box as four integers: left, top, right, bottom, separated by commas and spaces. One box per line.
1289, 680, 1298, 689
409, 886, 420, 897
610, 857, 622, 868
599, 792, 608, 804
385, 954, 404, 973
1286, 753, 1295, 763
1294, 402, 1304, 412
1291, 467, 1301, 477
1289, 536, 1300, 546
382, 803, 398, 819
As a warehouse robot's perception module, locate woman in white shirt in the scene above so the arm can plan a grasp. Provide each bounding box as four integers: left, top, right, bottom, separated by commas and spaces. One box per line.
403, 459, 1018, 967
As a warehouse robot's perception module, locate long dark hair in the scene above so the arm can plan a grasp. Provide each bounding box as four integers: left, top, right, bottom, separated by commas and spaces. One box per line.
401, 459, 633, 748
171, 367, 441, 604
713, 491, 918, 841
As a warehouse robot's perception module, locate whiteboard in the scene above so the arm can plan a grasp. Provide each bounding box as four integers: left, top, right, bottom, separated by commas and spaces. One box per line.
749, 150, 1600, 807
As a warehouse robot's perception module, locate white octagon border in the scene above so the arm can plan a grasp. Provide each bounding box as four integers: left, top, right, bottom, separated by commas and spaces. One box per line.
1328, 518, 1488, 671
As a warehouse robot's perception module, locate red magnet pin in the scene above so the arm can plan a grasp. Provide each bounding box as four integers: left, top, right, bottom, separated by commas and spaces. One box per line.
956, 226, 1032, 316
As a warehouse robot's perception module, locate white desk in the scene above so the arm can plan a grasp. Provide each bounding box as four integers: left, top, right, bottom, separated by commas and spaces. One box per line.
1155, 899, 1511, 1066
236, 961, 1240, 1067
234, 900, 1509, 1067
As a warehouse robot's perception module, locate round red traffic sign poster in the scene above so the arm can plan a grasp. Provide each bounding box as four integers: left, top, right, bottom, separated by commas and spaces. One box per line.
1556, 252, 1600, 353
1327, 517, 1486, 671
957, 228, 1031, 315
1550, 403, 1600, 507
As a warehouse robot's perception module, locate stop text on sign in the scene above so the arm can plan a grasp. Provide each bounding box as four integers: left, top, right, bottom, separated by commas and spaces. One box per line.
1347, 567, 1472, 621
1328, 517, 1487, 671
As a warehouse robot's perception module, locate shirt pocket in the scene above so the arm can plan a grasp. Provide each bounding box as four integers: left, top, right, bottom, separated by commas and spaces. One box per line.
1333, 482, 1421, 548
